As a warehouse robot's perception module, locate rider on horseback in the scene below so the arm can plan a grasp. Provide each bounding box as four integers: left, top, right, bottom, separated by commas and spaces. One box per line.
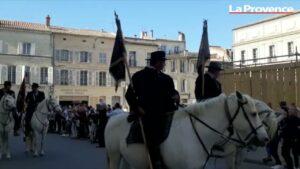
195, 61, 223, 101
24, 83, 45, 139
0, 81, 19, 136
125, 51, 179, 169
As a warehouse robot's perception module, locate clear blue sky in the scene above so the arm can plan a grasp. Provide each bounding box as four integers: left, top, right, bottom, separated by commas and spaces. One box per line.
1, 0, 300, 51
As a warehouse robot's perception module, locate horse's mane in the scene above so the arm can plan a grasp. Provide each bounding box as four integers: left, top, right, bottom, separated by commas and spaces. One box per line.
176, 93, 227, 117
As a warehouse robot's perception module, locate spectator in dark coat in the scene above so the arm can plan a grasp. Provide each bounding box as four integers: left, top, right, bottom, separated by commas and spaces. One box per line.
279, 105, 300, 169
195, 61, 223, 101
96, 99, 108, 147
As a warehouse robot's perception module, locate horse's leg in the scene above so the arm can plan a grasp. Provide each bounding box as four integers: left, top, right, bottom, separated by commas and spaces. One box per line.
4, 127, 11, 159
40, 127, 47, 156
0, 130, 3, 159
235, 148, 246, 169
107, 151, 121, 169
32, 131, 39, 157
224, 144, 237, 169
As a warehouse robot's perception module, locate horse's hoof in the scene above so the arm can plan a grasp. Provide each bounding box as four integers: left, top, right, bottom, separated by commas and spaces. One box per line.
0, 154, 2, 160
33, 153, 38, 157
39, 152, 45, 156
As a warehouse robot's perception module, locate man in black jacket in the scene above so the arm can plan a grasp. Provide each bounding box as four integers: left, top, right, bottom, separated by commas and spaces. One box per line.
24, 83, 45, 138
195, 61, 223, 101
0, 81, 19, 136
125, 51, 178, 169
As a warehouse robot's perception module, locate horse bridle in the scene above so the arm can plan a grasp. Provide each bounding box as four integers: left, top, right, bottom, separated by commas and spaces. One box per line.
188, 96, 264, 169
224, 97, 264, 144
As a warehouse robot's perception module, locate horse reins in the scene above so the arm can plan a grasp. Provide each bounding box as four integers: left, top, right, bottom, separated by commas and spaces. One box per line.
188, 96, 264, 169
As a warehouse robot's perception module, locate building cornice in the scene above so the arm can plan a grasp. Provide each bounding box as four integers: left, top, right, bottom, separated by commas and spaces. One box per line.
233, 12, 300, 31
232, 29, 300, 47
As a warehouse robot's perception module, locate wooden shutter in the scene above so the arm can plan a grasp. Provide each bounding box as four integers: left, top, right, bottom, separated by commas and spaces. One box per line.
16, 65, 24, 85
69, 51, 73, 62
88, 71, 92, 86
68, 70, 73, 85
18, 42, 23, 54
76, 70, 80, 86
54, 69, 60, 85
96, 71, 99, 86
88, 52, 92, 63
75, 51, 80, 63
106, 72, 111, 87
31, 43, 36, 55
55, 50, 60, 62
0, 40, 3, 53
48, 67, 53, 84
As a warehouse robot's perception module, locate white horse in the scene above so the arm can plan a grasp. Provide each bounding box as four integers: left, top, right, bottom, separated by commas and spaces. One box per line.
105, 92, 269, 169
0, 94, 16, 159
223, 99, 280, 169
26, 96, 61, 157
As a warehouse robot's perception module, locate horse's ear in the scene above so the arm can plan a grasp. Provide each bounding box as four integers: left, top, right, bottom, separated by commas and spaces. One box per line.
236, 91, 243, 100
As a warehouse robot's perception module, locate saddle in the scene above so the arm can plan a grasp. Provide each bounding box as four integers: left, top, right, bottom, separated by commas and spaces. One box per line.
126, 113, 174, 145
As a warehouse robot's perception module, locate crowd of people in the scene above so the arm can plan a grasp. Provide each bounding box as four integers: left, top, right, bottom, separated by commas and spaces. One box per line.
47, 99, 124, 147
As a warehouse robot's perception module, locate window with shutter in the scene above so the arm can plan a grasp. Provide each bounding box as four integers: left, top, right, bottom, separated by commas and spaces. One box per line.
60, 70, 69, 85
80, 70, 88, 86
8, 65, 16, 84
61, 50, 69, 61
99, 72, 106, 86
22, 43, 31, 55
99, 53, 107, 64
80, 51, 89, 63
40, 67, 48, 84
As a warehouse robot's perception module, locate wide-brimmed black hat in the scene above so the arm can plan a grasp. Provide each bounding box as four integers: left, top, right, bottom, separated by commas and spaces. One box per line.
31, 83, 39, 88
206, 61, 224, 71
146, 51, 169, 61
4, 81, 12, 87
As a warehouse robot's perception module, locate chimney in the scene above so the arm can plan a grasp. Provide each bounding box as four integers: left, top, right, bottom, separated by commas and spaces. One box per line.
46, 15, 51, 27
178, 31, 185, 41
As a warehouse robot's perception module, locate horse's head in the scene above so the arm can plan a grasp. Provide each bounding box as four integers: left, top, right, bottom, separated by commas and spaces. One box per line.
46, 96, 62, 114
1, 94, 16, 112
227, 91, 269, 146
255, 100, 278, 140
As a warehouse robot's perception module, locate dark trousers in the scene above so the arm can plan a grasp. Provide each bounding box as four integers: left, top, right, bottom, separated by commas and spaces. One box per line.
48, 119, 56, 133
282, 139, 299, 169
13, 113, 21, 133
24, 112, 33, 137
143, 118, 166, 169
269, 136, 282, 165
